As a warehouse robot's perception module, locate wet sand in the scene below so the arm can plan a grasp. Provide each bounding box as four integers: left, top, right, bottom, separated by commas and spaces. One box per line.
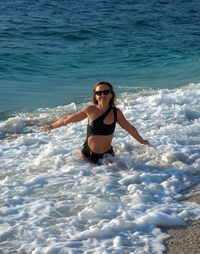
164, 183, 200, 254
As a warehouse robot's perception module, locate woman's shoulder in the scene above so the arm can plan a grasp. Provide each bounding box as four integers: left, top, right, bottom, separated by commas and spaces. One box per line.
82, 104, 96, 114
113, 106, 122, 113
114, 107, 124, 120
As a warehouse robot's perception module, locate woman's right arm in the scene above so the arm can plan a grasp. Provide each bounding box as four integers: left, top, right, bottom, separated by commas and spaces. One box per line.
42, 109, 87, 132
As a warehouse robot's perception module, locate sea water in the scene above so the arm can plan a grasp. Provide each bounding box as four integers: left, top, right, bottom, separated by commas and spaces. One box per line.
1, 84, 200, 253
0, 0, 200, 114
1, 0, 200, 253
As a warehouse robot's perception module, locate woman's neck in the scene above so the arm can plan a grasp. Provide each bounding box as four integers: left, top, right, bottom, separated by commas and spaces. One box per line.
97, 103, 110, 112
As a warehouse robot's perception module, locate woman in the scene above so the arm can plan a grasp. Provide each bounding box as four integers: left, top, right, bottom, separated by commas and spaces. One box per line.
42, 81, 150, 164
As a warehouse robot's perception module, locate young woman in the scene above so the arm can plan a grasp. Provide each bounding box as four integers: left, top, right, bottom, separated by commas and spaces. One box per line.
42, 81, 150, 164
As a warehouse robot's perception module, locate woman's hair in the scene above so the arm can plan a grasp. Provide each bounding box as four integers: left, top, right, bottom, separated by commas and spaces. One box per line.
92, 81, 116, 106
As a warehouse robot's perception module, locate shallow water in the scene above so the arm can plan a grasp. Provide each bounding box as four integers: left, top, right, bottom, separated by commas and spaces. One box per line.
1, 0, 200, 252
1, 84, 200, 253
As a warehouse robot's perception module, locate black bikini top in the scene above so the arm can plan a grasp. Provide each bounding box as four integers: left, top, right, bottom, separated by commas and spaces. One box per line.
87, 106, 117, 137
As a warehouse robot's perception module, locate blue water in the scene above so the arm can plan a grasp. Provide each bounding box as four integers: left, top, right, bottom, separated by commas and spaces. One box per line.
0, 0, 200, 114
1, 1, 200, 252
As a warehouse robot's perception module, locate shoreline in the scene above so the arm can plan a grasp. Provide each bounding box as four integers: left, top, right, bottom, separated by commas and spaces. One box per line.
164, 183, 200, 254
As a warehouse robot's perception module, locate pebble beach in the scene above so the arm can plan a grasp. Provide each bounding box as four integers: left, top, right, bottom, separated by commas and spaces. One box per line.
165, 183, 200, 254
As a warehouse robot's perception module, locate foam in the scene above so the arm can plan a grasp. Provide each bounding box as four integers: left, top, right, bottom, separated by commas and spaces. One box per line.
0, 83, 200, 253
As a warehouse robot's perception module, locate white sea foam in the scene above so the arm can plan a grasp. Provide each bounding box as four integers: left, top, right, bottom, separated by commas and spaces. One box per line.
0, 83, 200, 253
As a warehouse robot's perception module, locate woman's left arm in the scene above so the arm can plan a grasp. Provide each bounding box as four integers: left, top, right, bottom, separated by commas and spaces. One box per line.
117, 109, 150, 145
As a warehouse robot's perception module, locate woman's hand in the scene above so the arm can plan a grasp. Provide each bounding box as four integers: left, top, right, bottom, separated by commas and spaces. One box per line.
140, 139, 150, 146
41, 125, 52, 132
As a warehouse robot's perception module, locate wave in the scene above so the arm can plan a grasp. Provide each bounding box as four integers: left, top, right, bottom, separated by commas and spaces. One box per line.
0, 103, 78, 137
0, 83, 199, 137
0, 83, 200, 253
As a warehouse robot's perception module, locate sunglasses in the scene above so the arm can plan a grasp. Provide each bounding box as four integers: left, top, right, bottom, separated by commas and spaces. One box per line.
94, 89, 111, 96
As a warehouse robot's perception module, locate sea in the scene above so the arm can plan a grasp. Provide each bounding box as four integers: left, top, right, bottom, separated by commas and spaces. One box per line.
0, 0, 200, 253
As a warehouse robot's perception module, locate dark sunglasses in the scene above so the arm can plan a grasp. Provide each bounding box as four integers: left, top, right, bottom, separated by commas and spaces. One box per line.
94, 89, 111, 96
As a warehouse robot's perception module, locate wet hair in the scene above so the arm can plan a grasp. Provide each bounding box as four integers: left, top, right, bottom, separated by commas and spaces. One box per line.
92, 81, 116, 106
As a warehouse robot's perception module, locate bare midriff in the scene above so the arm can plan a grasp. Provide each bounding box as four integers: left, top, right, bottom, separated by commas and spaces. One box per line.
88, 135, 113, 154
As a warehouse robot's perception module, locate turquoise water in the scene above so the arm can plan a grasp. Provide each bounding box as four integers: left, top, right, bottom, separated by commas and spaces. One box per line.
0, 0, 200, 114
1, 1, 200, 252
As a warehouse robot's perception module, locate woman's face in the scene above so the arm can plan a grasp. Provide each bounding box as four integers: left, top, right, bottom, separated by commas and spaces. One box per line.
94, 84, 113, 105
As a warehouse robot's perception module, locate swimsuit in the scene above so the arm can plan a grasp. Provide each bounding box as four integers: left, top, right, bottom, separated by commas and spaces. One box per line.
82, 106, 117, 164
82, 141, 115, 164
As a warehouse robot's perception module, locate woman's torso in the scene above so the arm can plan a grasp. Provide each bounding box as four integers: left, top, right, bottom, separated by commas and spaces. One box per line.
85, 105, 117, 154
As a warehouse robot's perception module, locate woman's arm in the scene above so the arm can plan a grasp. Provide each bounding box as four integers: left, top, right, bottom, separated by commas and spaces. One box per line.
117, 109, 150, 145
42, 109, 87, 132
